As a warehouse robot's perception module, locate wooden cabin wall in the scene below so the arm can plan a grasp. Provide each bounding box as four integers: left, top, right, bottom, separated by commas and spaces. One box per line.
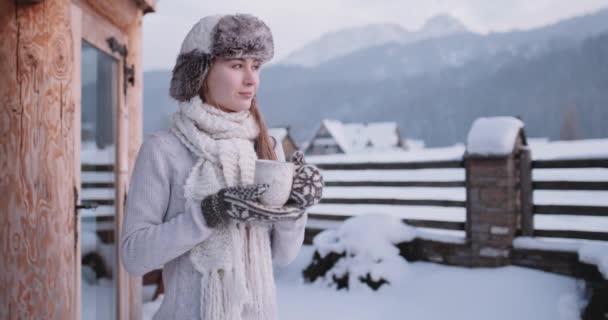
0, 1, 77, 319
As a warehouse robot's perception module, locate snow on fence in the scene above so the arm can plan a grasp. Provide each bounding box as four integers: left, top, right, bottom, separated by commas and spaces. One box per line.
307, 117, 608, 285
80, 163, 116, 243
308, 159, 468, 244
528, 158, 608, 241
308, 154, 608, 267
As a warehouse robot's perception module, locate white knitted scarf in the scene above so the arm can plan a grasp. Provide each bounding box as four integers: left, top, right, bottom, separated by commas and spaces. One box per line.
170, 96, 278, 320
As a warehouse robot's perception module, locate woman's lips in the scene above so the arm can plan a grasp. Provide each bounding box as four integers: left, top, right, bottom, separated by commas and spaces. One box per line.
238, 92, 253, 99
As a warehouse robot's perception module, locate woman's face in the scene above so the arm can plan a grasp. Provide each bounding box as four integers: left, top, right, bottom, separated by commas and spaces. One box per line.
204, 57, 261, 112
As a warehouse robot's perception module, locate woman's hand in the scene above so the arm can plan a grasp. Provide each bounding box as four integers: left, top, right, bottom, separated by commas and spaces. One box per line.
288, 151, 324, 209
201, 184, 306, 228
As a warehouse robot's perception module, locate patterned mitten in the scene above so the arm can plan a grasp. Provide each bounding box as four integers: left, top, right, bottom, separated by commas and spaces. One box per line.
201, 184, 306, 228
288, 151, 324, 209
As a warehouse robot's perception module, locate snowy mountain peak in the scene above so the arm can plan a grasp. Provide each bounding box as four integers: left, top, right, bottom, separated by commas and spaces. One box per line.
419, 14, 468, 37
279, 14, 469, 68
280, 23, 408, 67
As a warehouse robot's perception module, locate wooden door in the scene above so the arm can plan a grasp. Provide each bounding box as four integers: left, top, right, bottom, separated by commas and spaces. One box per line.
71, 3, 128, 319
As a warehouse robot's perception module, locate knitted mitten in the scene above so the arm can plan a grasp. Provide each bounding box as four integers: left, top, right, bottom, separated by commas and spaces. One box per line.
201, 184, 306, 228
288, 151, 324, 209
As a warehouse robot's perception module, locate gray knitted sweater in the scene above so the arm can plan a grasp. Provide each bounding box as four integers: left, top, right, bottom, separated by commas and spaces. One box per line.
120, 130, 307, 320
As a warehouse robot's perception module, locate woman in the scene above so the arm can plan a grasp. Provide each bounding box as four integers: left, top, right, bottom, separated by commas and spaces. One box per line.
120, 14, 323, 320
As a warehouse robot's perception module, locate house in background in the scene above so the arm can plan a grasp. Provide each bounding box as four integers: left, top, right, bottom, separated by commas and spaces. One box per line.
304, 120, 406, 155
269, 127, 299, 159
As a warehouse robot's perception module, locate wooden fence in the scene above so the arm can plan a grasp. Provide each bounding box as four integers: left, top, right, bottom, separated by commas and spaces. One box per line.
525, 158, 608, 241
306, 159, 467, 244
308, 157, 608, 244
80, 164, 116, 243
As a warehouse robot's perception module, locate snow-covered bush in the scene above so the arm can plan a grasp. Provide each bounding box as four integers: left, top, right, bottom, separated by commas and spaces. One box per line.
303, 214, 416, 291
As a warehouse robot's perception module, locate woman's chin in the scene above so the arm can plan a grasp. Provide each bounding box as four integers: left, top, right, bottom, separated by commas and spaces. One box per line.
217, 102, 251, 113
233, 102, 252, 112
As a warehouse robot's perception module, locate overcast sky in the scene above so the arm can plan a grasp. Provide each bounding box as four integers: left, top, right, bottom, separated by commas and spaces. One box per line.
142, 0, 608, 71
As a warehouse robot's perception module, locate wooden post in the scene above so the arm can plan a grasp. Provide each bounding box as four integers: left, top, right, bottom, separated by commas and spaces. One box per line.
519, 147, 534, 236
118, 9, 145, 320
0, 1, 77, 319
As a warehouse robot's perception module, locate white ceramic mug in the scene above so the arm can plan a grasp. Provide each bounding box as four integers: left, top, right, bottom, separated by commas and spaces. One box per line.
254, 159, 295, 207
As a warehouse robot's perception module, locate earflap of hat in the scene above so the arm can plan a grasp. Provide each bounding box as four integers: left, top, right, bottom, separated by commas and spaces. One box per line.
169, 50, 211, 102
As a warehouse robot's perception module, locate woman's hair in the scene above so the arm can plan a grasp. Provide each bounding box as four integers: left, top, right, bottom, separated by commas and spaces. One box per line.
250, 99, 278, 160
201, 78, 278, 161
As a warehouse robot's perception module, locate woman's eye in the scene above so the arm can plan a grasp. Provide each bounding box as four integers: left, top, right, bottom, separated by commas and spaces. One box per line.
253, 65, 261, 70
232, 64, 242, 69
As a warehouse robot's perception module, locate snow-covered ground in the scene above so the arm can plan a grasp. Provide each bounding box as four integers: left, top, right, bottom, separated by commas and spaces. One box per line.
273, 246, 588, 320
143, 243, 589, 320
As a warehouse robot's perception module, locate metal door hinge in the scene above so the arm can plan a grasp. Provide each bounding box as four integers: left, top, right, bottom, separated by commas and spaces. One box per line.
107, 37, 135, 95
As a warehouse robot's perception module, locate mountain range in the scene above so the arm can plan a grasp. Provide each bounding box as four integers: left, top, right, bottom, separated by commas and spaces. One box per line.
143, 8, 608, 147
279, 14, 468, 67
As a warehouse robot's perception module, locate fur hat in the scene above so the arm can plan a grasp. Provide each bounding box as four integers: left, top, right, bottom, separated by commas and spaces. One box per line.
169, 14, 274, 102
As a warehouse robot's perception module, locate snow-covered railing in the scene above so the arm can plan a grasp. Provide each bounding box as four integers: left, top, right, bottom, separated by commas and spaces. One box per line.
526, 158, 608, 242
80, 163, 116, 242
307, 159, 467, 244
307, 118, 607, 276
316, 160, 464, 170
308, 213, 465, 231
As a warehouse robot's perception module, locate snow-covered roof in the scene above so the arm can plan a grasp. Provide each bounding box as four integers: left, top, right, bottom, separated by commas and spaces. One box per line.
403, 138, 425, 150
466, 117, 525, 156
319, 120, 401, 153
366, 122, 399, 149
321, 120, 351, 153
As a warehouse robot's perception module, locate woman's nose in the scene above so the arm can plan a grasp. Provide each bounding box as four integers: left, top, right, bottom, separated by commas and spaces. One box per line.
243, 67, 258, 86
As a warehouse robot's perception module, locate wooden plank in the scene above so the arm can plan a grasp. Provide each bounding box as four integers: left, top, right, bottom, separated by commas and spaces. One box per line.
532, 158, 608, 169
71, 5, 83, 320
82, 0, 139, 31
320, 198, 466, 207
533, 181, 608, 191
534, 205, 608, 217
75, 0, 125, 59
81, 215, 115, 223
82, 199, 115, 206
402, 219, 465, 230
81, 182, 115, 188
304, 219, 465, 245
520, 148, 534, 236
124, 8, 145, 320
533, 229, 608, 241
308, 213, 465, 231
315, 160, 464, 170
308, 213, 349, 221
122, 13, 146, 320
324, 181, 466, 187
82, 164, 114, 172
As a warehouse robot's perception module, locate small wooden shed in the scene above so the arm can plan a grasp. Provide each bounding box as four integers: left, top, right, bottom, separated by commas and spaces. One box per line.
269, 127, 299, 159
0, 0, 155, 319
